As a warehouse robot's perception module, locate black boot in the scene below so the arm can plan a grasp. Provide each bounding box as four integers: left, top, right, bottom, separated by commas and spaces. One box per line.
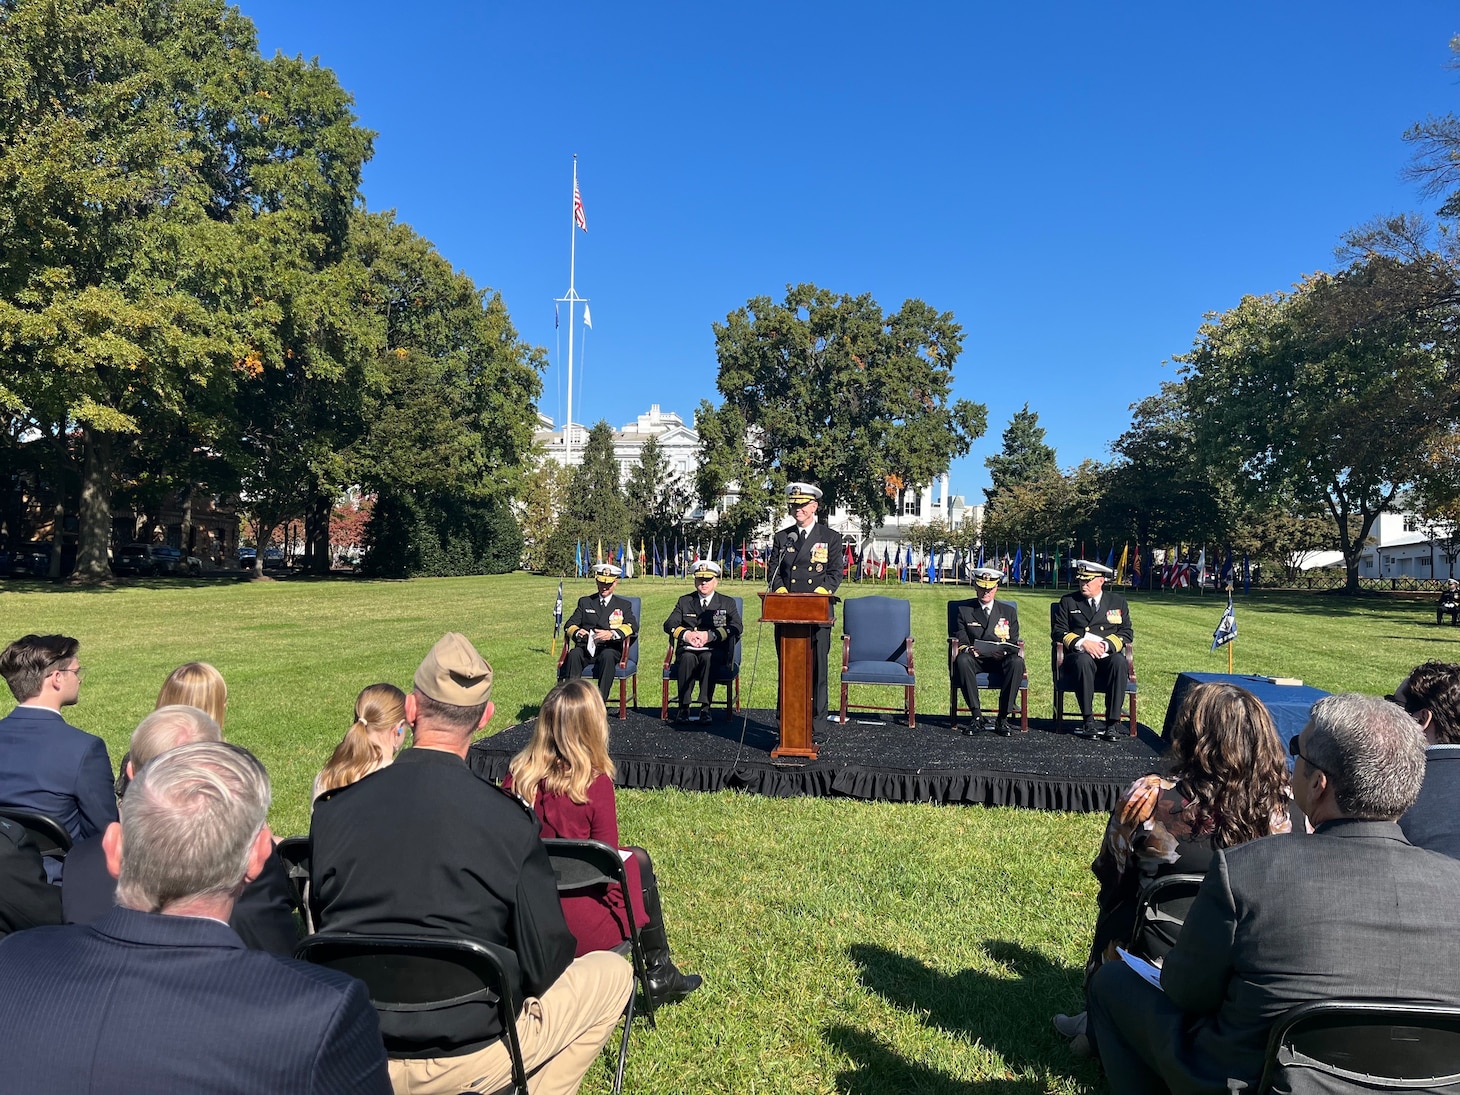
634, 850, 702, 1006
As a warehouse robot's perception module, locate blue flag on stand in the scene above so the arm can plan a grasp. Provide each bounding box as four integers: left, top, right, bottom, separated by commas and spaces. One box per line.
553, 581, 563, 637
1220, 546, 1234, 587
976, 542, 985, 569
1012, 545, 1024, 585
1212, 594, 1237, 651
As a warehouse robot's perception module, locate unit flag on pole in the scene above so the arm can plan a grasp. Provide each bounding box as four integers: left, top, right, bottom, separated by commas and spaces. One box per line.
1211, 594, 1237, 651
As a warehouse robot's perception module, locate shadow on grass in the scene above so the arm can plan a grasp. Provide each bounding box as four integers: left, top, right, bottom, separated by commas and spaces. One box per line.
838, 941, 1099, 1092
826, 1024, 1055, 1094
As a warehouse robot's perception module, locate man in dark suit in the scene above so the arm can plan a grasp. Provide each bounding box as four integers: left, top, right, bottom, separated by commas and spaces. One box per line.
951, 567, 1024, 736
312, 632, 632, 1094
0, 633, 117, 879
562, 563, 638, 702
61, 704, 298, 955
1051, 560, 1133, 741
664, 558, 743, 723
771, 481, 843, 721
1088, 693, 1460, 1095
0, 740, 390, 1094
1394, 660, 1460, 860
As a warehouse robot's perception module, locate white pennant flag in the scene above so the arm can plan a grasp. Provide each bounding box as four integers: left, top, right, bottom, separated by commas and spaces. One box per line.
582, 304, 593, 330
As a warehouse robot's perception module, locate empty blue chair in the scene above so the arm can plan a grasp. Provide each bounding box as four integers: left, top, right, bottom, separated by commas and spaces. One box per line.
838, 595, 916, 728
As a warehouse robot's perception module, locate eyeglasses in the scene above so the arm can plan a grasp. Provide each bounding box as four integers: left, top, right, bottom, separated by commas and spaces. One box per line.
52, 665, 85, 681
1288, 733, 1323, 773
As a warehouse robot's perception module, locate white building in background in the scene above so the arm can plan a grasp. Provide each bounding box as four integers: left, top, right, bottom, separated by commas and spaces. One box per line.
1297, 511, 1458, 580
533, 403, 980, 546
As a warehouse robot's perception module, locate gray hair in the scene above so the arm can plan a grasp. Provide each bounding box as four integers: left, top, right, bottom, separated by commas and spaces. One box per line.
115, 741, 271, 913
1306, 693, 1427, 820
129, 705, 222, 770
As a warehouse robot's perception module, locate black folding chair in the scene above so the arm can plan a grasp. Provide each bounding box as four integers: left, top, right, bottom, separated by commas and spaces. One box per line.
296, 932, 528, 1095
1244, 999, 1460, 1094
542, 837, 651, 1095
1130, 872, 1205, 965
273, 836, 312, 931
0, 808, 72, 859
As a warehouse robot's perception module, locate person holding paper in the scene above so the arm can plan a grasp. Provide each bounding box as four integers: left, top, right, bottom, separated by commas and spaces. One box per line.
950, 567, 1024, 736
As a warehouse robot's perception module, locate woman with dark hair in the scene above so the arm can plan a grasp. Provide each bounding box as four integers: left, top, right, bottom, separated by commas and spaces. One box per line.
1394, 661, 1460, 859
1054, 681, 1291, 1054
507, 679, 702, 1006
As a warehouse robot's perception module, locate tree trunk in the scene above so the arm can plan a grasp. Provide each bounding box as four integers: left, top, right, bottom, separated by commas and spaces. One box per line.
180, 484, 194, 557
47, 497, 64, 579
305, 490, 332, 575
74, 430, 113, 582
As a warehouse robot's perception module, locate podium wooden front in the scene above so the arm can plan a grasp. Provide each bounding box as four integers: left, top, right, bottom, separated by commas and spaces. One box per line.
759, 592, 834, 759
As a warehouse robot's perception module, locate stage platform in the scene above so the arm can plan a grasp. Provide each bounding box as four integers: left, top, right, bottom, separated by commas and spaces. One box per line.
467, 707, 1168, 814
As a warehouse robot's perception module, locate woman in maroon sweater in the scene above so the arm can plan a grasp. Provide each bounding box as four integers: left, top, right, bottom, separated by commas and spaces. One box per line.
507, 679, 701, 1005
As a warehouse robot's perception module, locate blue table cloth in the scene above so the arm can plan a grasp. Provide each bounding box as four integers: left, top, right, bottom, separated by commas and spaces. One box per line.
1162, 672, 1331, 758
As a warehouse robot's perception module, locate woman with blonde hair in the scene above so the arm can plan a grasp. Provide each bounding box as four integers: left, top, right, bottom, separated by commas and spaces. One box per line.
1054, 681, 1292, 1054
507, 678, 701, 1006
313, 683, 407, 800
156, 662, 228, 727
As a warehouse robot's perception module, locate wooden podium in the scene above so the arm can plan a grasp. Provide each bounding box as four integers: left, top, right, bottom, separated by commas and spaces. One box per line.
759, 591, 834, 760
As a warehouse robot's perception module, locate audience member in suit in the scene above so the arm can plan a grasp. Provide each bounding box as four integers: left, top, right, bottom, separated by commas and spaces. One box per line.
562, 563, 638, 702
663, 558, 742, 722
312, 632, 632, 1095
1053, 682, 1292, 1056
1439, 580, 1460, 626
312, 682, 408, 801
62, 704, 299, 955
506, 679, 702, 1004
770, 481, 843, 721
1051, 560, 1133, 741
950, 567, 1025, 736
1088, 693, 1460, 1095
1394, 660, 1460, 860
0, 741, 390, 1094
0, 633, 117, 880
0, 813, 61, 939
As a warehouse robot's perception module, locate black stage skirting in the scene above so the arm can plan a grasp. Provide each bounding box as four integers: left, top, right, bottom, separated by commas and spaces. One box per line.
467, 708, 1168, 814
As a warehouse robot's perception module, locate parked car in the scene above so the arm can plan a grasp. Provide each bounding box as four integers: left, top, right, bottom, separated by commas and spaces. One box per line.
238, 546, 257, 568
8, 542, 75, 578
263, 547, 286, 569
113, 543, 179, 577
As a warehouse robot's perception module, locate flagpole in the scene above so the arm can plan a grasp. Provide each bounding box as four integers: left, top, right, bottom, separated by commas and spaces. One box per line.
557, 156, 588, 465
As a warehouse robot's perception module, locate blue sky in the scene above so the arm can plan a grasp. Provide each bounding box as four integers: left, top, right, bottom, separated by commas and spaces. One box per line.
243, 1, 1458, 503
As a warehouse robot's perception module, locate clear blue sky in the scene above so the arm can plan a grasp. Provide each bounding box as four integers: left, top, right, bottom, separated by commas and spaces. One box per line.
243, 1, 1457, 503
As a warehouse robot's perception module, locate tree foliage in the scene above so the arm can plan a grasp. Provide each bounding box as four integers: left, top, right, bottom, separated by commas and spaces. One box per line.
546, 422, 628, 568
698, 284, 987, 524
625, 435, 691, 548
983, 404, 1057, 505
0, 0, 374, 579
1180, 252, 1460, 592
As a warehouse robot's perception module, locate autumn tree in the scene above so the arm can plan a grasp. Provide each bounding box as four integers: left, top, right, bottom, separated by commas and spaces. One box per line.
983, 404, 1057, 505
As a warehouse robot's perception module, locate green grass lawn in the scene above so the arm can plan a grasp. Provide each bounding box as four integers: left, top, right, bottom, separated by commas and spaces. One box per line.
1, 573, 1452, 1093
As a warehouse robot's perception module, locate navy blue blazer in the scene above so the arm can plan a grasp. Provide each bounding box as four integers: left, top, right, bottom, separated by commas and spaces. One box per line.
0, 907, 390, 1093
0, 705, 118, 858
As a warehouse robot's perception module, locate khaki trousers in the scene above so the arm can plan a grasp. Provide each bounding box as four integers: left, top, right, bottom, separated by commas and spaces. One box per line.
388, 951, 633, 1095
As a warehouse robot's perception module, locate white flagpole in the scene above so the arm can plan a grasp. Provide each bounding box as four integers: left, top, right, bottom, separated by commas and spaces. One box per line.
555, 158, 590, 463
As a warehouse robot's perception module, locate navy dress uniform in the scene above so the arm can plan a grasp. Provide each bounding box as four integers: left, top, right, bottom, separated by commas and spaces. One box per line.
562, 564, 638, 702
951, 568, 1025, 736
1439, 580, 1460, 626
770, 482, 843, 720
1051, 559, 1133, 741
663, 559, 743, 722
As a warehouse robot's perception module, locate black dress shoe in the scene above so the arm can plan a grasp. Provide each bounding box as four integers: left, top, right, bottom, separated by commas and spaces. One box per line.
1074, 719, 1100, 740
960, 723, 978, 737
993, 716, 1013, 736
698, 707, 712, 723
1098, 722, 1123, 741
673, 707, 689, 724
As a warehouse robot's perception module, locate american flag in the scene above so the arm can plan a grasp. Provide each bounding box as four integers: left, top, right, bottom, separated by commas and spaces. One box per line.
573, 180, 587, 231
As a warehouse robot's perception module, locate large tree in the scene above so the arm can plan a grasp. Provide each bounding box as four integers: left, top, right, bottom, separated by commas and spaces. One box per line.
547, 421, 629, 569
625, 435, 691, 549
1181, 252, 1460, 592
697, 284, 986, 525
0, 0, 373, 579
983, 404, 1057, 505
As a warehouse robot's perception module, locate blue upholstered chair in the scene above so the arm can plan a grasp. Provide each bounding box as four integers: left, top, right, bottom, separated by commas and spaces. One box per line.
660, 596, 743, 719
838, 595, 916, 728
557, 595, 641, 718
